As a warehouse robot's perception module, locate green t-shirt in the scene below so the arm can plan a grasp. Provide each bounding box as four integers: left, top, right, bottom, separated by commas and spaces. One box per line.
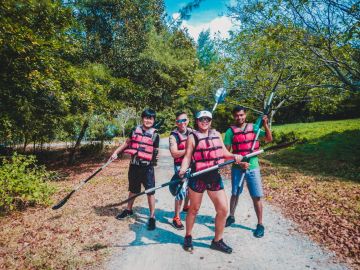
224, 121, 265, 170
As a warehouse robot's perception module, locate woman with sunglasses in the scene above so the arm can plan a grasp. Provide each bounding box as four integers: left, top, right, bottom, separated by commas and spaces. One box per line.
178, 110, 243, 254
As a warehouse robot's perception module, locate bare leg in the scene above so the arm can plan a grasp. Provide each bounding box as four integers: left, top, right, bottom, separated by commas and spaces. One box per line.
184, 196, 190, 208
147, 194, 155, 218
127, 192, 136, 210
252, 197, 263, 224
174, 199, 182, 217
208, 189, 228, 241
185, 189, 203, 236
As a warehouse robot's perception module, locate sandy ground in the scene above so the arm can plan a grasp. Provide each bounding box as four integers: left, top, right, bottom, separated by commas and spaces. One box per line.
104, 138, 348, 270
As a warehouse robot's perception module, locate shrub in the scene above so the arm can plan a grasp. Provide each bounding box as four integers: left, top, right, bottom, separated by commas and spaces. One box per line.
272, 130, 298, 144
79, 143, 103, 156
0, 153, 55, 212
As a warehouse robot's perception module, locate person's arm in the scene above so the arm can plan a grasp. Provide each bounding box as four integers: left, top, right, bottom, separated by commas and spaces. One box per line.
169, 134, 185, 159
223, 128, 232, 151
178, 134, 196, 178
111, 138, 130, 159
152, 133, 160, 166
262, 115, 273, 143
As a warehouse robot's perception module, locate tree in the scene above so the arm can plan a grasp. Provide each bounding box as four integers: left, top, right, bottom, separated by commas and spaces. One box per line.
114, 107, 137, 139
225, 24, 349, 124
65, 63, 116, 164
197, 29, 219, 69
228, 0, 360, 92
0, 0, 76, 147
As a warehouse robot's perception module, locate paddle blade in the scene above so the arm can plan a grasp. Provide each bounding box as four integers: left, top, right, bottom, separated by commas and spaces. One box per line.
52, 190, 75, 210
153, 118, 164, 129
214, 87, 227, 104
169, 174, 183, 197
118, 193, 144, 206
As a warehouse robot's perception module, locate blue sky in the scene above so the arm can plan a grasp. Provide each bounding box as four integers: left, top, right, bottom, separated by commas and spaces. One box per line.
164, 0, 237, 41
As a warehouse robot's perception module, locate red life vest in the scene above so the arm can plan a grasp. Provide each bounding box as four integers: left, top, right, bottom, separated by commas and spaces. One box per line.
124, 126, 156, 161
230, 123, 260, 156
171, 128, 192, 166
192, 129, 225, 171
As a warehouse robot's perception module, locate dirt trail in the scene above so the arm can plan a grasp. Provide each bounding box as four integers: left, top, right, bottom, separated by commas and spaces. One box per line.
105, 138, 348, 270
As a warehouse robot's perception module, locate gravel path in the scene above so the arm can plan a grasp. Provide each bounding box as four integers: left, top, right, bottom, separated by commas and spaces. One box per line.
105, 138, 347, 270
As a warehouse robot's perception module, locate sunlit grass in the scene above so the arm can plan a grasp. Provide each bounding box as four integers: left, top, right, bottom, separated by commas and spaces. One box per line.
267, 118, 360, 182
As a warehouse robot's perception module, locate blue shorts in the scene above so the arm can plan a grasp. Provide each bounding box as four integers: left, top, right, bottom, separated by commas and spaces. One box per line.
231, 167, 263, 198
174, 165, 188, 201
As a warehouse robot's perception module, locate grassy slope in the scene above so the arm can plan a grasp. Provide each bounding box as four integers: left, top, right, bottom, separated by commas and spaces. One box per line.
261, 118, 360, 268
269, 118, 360, 181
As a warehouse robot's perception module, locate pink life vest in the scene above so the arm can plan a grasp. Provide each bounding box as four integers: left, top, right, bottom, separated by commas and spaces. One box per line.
171, 128, 192, 166
230, 123, 259, 156
192, 129, 225, 171
124, 126, 156, 161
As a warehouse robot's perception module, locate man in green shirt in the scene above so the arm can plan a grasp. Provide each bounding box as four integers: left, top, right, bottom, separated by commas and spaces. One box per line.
224, 105, 272, 238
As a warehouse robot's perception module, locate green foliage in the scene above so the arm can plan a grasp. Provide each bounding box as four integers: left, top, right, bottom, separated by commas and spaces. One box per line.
225, 23, 349, 123
0, 153, 55, 212
229, 0, 359, 92
271, 130, 300, 144
0, 0, 198, 152
0, 0, 76, 145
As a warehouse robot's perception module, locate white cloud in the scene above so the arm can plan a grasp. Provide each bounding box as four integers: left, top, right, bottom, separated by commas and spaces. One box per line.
175, 15, 235, 41
228, 0, 237, 7
172, 12, 181, 20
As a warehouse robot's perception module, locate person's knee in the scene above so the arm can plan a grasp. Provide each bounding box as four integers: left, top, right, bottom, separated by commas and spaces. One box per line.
188, 205, 200, 216
216, 201, 228, 216
252, 196, 262, 204
147, 193, 155, 199
217, 207, 228, 217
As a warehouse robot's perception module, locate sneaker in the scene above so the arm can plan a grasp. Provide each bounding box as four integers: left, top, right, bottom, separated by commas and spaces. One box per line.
147, 217, 156, 231
225, 216, 235, 227
253, 224, 265, 238
182, 205, 189, 213
172, 216, 184, 230
210, 239, 232, 254
116, 209, 134, 220
183, 235, 193, 251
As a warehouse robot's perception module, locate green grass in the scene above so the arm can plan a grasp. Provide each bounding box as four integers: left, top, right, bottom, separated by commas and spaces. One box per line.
265, 118, 360, 182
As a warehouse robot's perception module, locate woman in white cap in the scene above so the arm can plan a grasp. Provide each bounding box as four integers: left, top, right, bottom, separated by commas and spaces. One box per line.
178, 110, 243, 254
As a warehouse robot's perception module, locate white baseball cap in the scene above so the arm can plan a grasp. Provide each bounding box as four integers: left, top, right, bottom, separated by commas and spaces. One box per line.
196, 110, 213, 119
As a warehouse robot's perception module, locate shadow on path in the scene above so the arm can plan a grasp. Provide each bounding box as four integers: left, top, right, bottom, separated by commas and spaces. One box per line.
92, 204, 255, 250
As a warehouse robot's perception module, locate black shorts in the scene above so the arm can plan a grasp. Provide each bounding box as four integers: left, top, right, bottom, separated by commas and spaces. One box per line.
128, 164, 155, 195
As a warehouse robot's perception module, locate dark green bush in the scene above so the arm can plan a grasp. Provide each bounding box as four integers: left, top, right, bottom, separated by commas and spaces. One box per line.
272, 130, 298, 144
0, 153, 55, 212
79, 143, 103, 156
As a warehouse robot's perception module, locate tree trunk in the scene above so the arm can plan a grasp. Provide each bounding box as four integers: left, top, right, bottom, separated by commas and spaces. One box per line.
23, 136, 28, 152
122, 127, 125, 139
68, 119, 89, 165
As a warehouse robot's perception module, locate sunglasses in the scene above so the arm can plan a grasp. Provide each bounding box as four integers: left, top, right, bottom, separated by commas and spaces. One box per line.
198, 117, 212, 123
176, 118, 188, 124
